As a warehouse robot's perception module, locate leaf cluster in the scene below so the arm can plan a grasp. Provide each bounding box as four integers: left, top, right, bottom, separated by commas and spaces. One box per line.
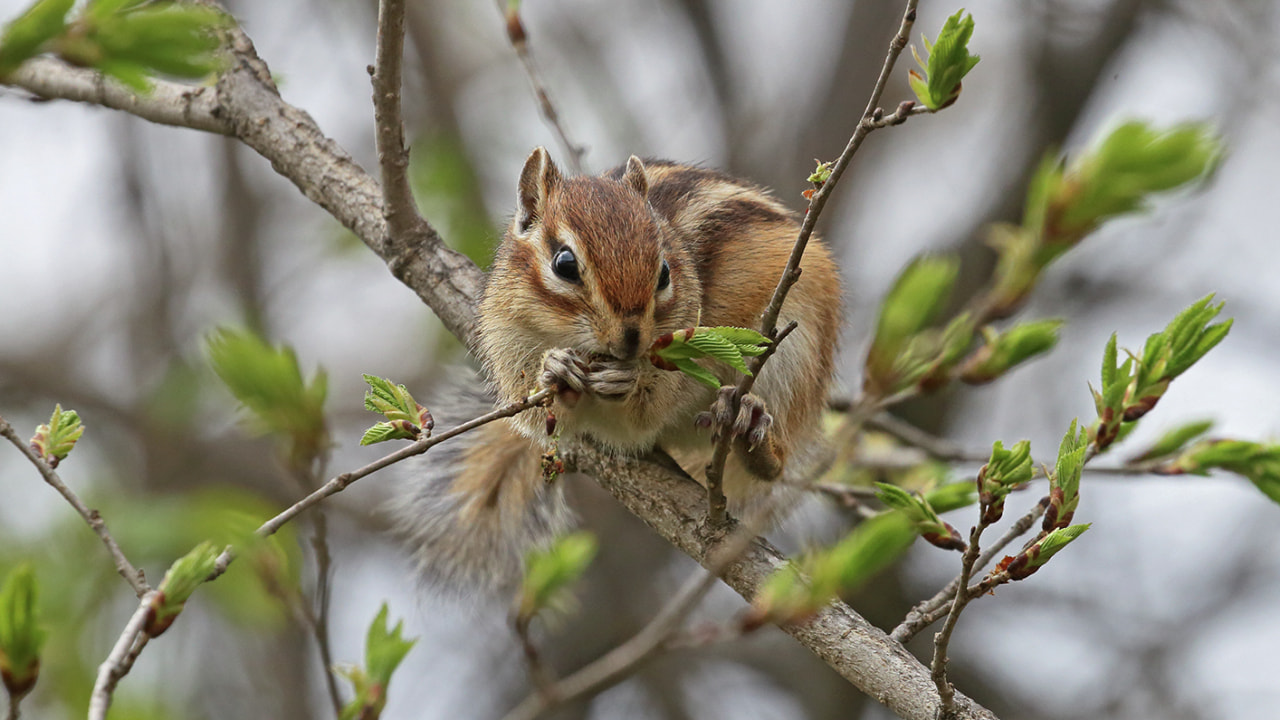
338, 603, 416, 720
1044, 420, 1087, 532
875, 483, 965, 551
360, 375, 433, 446
649, 326, 770, 389
908, 9, 980, 111
517, 531, 598, 626
28, 403, 84, 468
976, 439, 1032, 524
957, 320, 1063, 385
206, 327, 329, 467
0, 0, 230, 90
1164, 439, 1280, 506
1092, 296, 1230, 450
988, 121, 1223, 317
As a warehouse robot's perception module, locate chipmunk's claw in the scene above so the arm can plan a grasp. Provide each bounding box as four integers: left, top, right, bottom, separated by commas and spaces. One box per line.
704, 387, 773, 449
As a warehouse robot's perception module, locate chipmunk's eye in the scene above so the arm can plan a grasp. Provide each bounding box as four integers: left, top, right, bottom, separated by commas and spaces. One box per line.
551, 247, 581, 283
656, 259, 671, 291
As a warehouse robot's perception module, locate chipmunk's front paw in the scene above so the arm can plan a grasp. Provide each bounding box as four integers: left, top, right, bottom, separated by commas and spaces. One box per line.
584, 357, 639, 400
540, 348, 589, 406
696, 387, 773, 450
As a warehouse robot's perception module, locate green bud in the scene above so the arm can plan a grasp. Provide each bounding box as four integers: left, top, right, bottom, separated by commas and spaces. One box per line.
1171, 439, 1280, 506
361, 374, 433, 445
908, 9, 980, 111
865, 255, 959, 395
29, 403, 84, 468
977, 439, 1033, 524
958, 319, 1063, 384
0, 565, 46, 698
875, 483, 966, 551
1130, 419, 1214, 463
807, 159, 834, 185
338, 603, 416, 720
1006, 523, 1090, 580
147, 541, 220, 637
517, 531, 597, 624
1044, 420, 1087, 532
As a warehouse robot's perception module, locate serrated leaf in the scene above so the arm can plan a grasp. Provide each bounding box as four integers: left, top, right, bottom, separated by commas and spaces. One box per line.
360, 422, 415, 446
29, 403, 84, 466
909, 9, 980, 110
686, 331, 752, 375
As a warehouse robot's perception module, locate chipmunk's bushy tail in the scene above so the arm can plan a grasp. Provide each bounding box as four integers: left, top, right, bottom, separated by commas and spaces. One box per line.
390, 376, 573, 596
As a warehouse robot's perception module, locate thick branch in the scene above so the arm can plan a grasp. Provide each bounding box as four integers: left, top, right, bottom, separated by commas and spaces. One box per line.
564, 446, 998, 720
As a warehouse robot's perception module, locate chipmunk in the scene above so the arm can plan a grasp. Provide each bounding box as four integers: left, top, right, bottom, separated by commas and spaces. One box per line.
395, 148, 841, 593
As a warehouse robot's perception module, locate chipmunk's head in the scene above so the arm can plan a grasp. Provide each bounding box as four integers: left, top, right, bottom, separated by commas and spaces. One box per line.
492, 147, 701, 360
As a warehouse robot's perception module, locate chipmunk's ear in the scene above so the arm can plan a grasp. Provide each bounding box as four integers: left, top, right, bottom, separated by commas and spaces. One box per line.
622, 155, 649, 199
517, 147, 562, 233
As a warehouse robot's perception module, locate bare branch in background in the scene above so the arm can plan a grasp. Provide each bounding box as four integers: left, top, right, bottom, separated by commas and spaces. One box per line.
499, 1, 587, 174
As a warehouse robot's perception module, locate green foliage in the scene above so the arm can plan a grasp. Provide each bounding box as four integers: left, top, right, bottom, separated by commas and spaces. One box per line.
517, 532, 597, 625
807, 159, 833, 185
977, 439, 1032, 523
958, 319, 1063, 384
1166, 440, 1280, 505
864, 255, 961, 395
28, 403, 84, 468
206, 327, 329, 466
58, 1, 230, 91
0, 0, 74, 77
1130, 419, 1214, 463
361, 375, 433, 446
875, 483, 966, 551
147, 541, 220, 637
908, 9, 980, 111
753, 512, 915, 626
1043, 420, 1087, 532
1005, 524, 1090, 580
409, 132, 498, 269
0, 565, 46, 698
1092, 297, 1231, 450
649, 326, 771, 389
988, 121, 1223, 317
339, 603, 417, 720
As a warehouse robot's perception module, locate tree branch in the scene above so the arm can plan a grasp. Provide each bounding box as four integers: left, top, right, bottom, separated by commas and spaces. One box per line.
88, 590, 157, 720
0, 414, 149, 597
564, 445, 998, 720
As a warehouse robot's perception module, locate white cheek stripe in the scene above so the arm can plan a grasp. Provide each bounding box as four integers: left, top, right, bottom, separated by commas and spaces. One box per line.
537, 228, 588, 298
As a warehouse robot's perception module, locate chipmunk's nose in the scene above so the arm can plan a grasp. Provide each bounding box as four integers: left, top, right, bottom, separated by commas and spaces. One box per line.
618, 326, 642, 359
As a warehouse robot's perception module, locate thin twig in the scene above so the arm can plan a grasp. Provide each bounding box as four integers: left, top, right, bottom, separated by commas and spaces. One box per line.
88, 591, 157, 720
7, 691, 19, 720
502, 499, 786, 720
865, 413, 978, 463
499, 1, 586, 174
0, 414, 149, 597
703, 321, 797, 524
704, 0, 922, 524
930, 521, 987, 719
214, 388, 554, 575
514, 617, 559, 704
892, 497, 1047, 643
298, 457, 344, 718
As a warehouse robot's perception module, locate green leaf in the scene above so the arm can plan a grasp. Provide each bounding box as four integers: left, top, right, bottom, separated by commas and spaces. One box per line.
650, 326, 769, 386
807, 159, 833, 185
1045, 420, 1087, 531
148, 541, 220, 636
875, 483, 965, 551
978, 439, 1033, 523
339, 603, 417, 720
909, 9, 981, 110
671, 357, 722, 389
865, 255, 959, 393
754, 512, 916, 624
28, 403, 84, 467
1171, 439, 1280, 506
0, 564, 46, 698
1007, 523, 1090, 579
517, 532, 597, 624
206, 327, 329, 465
360, 375, 432, 445
958, 319, 1063, 384
1130, 419, 1214, 463
0, 0, 75, 77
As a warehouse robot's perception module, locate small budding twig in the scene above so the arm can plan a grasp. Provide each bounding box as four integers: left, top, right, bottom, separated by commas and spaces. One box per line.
704, 0, 924, 525
500, 1, 586, 174
0, 414, 150, 597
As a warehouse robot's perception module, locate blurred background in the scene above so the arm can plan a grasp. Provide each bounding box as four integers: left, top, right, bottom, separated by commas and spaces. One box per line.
2, 0, 1279, 718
